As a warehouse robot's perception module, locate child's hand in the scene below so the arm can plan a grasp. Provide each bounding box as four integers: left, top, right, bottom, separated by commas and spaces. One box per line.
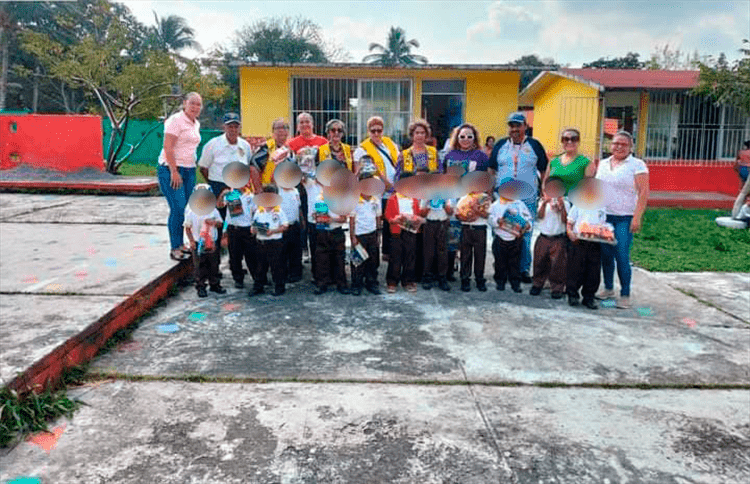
189, 240, 197, 251
567, 230, 578, 242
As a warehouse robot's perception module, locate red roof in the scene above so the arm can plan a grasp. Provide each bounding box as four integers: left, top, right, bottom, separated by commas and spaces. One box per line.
561, 68, 699, 89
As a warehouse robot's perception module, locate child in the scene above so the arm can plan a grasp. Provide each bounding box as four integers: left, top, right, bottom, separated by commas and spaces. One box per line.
251, 185, 289, 296
279, 185, 303, 283
531, 177, 570, 298
312, 191, 350, 295
420, 196, 452, 291
349, 182, 382, 295
302, 175, 322, 285
384, 173, 422, 293
566, 178, 607, 309
184, 184, 226, 298
488, 189, 531, 292
218, 185, 258, 290
455, 190, 492, 292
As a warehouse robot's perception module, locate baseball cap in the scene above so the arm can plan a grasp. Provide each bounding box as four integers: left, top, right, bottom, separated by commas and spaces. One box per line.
507, 112, 527, 125
223, 113, 241, 125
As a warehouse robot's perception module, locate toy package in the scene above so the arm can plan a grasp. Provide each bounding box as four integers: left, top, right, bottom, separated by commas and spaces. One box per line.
447, 220, 462, 252
349, 242, 369, 267
455, 193, 491, 222
314, 200, 331, 230
197, 220, 215, 254
576, 221, 617, 245
396, 213, 426, 233
498, 208, 528, 237
252, 221, 270, 236
225, 190, 244, 217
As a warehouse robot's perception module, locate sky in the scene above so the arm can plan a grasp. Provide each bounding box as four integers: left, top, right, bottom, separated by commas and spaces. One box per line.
121, 0, 750, 66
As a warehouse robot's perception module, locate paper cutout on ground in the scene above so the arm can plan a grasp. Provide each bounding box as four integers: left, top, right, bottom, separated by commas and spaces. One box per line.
188, 312, 206, 322
682, 317, 697, 328
104, 258, 117, 267
222, 303, 241, 312
600, 299, 616, 308
27, 424, 66, 453
156, 323, 180, 333
86, 247, 97, 255
133, 244, 147, 251
22, 275, 38, 284
7, 477, 42, 484
636, 307, 653, 317
74, 270, 88, 279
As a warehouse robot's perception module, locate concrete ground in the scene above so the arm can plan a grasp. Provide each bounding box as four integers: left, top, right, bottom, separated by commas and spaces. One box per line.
1, 192, 749, 483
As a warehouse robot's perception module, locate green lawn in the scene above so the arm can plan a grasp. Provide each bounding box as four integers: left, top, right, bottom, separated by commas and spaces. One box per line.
117, 163, 207, 184
632, 208, 750, 272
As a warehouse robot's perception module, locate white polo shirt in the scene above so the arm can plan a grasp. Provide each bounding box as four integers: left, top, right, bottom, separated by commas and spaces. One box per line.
198, 134, 253, 182
252, 207, 288, 241
596, 154, 648, 216
352, 196, 381, 235
279, 187, 301, 224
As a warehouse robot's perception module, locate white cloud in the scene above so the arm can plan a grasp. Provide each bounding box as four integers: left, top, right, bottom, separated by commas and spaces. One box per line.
466, 0, 542, 41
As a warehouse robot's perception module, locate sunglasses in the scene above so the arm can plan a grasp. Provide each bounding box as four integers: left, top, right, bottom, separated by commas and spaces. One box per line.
369, 128, 383, 133
561, 136, 580, 143
459, 135, 475, 140
329, 128, 343, 133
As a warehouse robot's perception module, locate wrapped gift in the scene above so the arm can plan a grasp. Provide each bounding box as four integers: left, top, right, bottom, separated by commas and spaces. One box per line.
314, 200, 331, 230
577, 222, 617, 244
447, 220, 462, 252
349, 243, 369, 267
225, 190, 244, 217
498, 209, 528, 237
397, 213, 425, 233
252, 221, 270, 235
455, 193, 491, 222
198, 220, 214, 254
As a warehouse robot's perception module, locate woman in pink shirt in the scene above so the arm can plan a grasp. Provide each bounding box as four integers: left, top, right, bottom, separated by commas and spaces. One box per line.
158, 92, 203, 260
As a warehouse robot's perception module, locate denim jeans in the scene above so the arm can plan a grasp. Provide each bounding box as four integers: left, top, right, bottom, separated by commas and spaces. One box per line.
158, 165, 196, 250
601, 214, 634, 297
519, 195, 538, 275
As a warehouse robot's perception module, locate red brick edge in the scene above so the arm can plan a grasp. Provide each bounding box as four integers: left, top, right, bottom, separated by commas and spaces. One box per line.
647, 199, 734, 210
6, 261, 192, 396
0, 180, 159, 194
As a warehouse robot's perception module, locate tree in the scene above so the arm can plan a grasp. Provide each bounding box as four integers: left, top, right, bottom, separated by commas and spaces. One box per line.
583, 52, 643, 69
512, 54, 558, 91
232, 16, 346, 64
148, 11, 200, 53
645, 43, 703, 70
363, 27, 428, 66
694, 40, 750, 114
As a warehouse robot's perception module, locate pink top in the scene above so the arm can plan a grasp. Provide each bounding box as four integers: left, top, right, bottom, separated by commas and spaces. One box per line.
158, 110, 201, 168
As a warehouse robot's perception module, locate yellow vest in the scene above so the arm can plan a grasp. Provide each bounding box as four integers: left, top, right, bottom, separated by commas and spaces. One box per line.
261, 138, 282, 185
360, 137, 399, 178
401, 146, 438, 173
318, 143, 353, 171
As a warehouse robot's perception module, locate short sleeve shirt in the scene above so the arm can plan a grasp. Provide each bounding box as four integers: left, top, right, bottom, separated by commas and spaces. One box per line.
490, 138, 540, 193
352, 197, 381, 235
279, 187, 301, 224
198, 134, 253, 182
567, 206, 607, 234
288, 135, 327, 153
159, 111, 201, 168
444, 149, 490, 173
536, 198, 571, 236
253, 207, 288, 241
225, 191, 256, 227
489, 199, 531, 241
595, 155, 649, 216
183, 207, 222, 241
549, 155, 591, 195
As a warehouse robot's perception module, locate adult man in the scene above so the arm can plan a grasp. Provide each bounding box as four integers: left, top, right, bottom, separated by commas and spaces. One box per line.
489, 112, 549, 284
287, 112, 327, 153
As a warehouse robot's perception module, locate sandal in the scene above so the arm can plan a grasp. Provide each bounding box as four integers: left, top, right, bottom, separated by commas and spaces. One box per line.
170, 249, 189, 261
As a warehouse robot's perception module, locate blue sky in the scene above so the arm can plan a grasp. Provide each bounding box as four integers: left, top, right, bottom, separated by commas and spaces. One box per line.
122, 0, 750, 66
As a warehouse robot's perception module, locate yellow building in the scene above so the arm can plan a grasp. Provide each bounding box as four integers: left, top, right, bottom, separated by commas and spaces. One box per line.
520, 68, 750, 162
235, 62, 521, 148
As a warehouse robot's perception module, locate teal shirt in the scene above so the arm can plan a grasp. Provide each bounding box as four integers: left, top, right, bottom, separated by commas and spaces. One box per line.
549, 155, 591, 194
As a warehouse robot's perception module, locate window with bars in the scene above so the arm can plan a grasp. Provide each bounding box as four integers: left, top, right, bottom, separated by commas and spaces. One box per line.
291, 78, 412, 146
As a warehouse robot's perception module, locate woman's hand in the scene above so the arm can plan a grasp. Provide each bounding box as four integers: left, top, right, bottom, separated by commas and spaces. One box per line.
630, 216, 642, 233
170, 168, 183, 189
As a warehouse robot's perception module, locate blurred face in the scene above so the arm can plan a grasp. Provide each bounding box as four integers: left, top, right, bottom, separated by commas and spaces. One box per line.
369, 123, 384, 143
224, 123, 240, 143
458, 127, 475, 150
272, 123, 289, 143
298, 116, 313, 137
611, 134, 632, 160
183, 95, 202, 120
327, 123, 344, 144
486, 137, 495, 148
544, 180, 565, 199
561, 131, 580, 154
412, 126, 427, 145
508, 122, 526, 143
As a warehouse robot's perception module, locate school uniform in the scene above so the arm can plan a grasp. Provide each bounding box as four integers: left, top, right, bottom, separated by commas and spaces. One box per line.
385, 194, 420, 287
457, 193, 489, 289
252, 206, 288, 294
489, 199, 531, 291
421, 198, 451, 286
304, 180, 323, 283
184, 206, 222, 291
566, 206, 606, 303
279, 187, 303, 282
224, 189, 260, 287
532, 198, 571, 294
313, 194, 348, 292
350, 196, 381, 291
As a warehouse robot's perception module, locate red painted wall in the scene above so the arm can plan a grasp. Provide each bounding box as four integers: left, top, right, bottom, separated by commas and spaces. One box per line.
647, 163, 739, 196
0, 114, 104, 172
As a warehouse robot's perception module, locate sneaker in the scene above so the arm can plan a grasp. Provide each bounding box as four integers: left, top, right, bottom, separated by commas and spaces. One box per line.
583, 299, 598, 310
596, 289, 616, 300
616, 297, 631, 309
511, 285, 522, 293
406, 283, 418, 293
568, 295, 579, 306
476, 280, 487, 292
234, 280, 244, 289
496, 283, 505, 291
366, 285, 381, 295
461, 280, 470, 292
520, 272, 532, 284
337, 286, 351, 295
249, 287, 264, 296
314, 286, 328, 295
170, 249, 190, 261
387, 284, 397, 294
197, 287, 208, 298
422, 281, 432, 290
446, 274, 456, 282
529, 286, 542, 296
209, 284, 227, 294
288, 276, 303, 284
438, 280, 451, 292
551, 291, 564, 299
351, 287, 362, 296
273, 287, 285, 296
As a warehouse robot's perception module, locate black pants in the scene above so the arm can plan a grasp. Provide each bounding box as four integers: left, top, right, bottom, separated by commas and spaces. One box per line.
351, 231, 380, 289
492, 236, 522, 288
460, 225, 487, 283
192, 248, 220, 289
208, 180, 229, 262
381, 198, 391, 256
315, 228, 347, 289
567, 240, 601, 301
227, 225, 258, 284
255, 239, 284, 291
308, 224, 318, 283
423, 220, 449, 283
283, 222, 303, 281
387, 231, 417, 286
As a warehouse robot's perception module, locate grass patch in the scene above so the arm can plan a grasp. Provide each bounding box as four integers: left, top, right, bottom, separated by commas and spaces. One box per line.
117, 163, 208, 184
632, 208, 750, 272
0, 387, 82, 448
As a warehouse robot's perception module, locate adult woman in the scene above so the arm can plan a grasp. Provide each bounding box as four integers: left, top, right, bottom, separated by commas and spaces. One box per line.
735, 140, 750, 186
544, 128, 595, 195
483, 136, 495, 157
158, 92, 203, 261
595, 131, 649, 309
260, 118, 290, 186
396, 119, 439, 179
318, 119, 354, 171
444, 123, 491, 174
354, 116, 400, 257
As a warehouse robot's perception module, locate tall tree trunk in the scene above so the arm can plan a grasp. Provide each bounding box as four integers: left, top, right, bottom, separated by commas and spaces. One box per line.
32, 66, 39, 113
0, 20, 8, 112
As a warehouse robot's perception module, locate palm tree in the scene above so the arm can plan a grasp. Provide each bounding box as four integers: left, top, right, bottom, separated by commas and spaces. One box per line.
150, 11, 201, 53
362, 27, 428, 66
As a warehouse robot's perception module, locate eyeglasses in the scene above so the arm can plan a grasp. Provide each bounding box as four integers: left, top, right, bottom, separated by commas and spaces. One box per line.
459, 135, 474, 140
273, 126, 288, 131
561, 136, 580, 143
329, 128, 343, 133
369, 128, 383, 134
611, 142, 630, 147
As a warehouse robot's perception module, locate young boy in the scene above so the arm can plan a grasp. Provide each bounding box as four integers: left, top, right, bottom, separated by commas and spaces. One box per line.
312, 190, 350, 295
251, 185, 289, 296
488, 189, 531, 292
218, 185, 258, 290
455, 190, 492, 292
531, 177, 570, 298
349, 181, 382, 295
420, 196, 452, 291
385, 173, 422, 293
279, 185, 303, 283
566, 178, 607, 309
184, 184, 226, 298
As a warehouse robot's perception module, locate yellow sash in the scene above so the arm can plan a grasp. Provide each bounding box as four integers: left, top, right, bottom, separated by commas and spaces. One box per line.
261, 139, 280, 185
360, 137, 398, 177
318, 143, 353, 171
402, 146, 438, 173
